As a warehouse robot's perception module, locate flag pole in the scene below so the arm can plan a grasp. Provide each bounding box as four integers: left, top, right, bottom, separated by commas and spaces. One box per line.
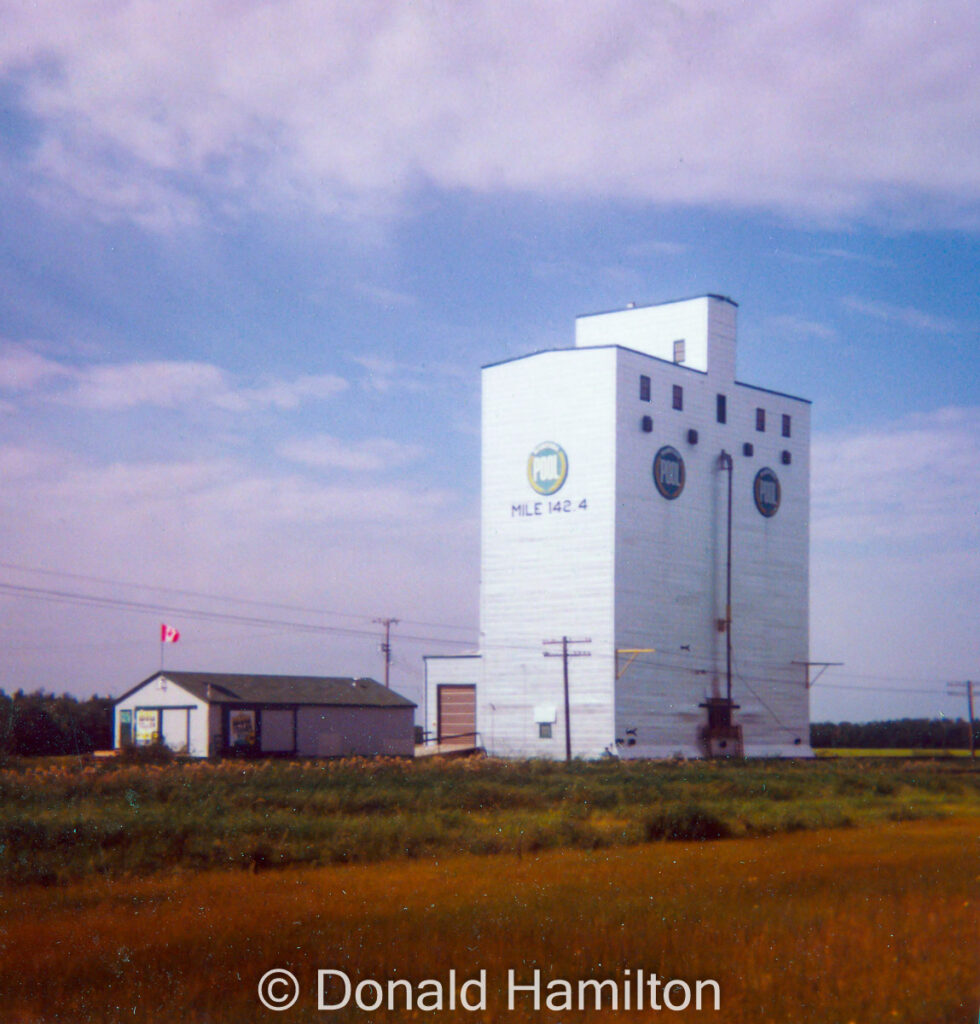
160, 624, 179, 669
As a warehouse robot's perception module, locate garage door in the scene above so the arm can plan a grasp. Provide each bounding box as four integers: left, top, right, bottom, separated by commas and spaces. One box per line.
438, 685, 476, 747
260, 709, 295, 753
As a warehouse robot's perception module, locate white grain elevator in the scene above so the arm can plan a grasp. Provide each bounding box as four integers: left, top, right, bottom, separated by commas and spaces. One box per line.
425, 294, 811, 758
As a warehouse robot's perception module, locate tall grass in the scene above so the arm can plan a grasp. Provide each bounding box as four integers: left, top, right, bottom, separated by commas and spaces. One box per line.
0, 818, 974, 1023
0, 756, 977, 883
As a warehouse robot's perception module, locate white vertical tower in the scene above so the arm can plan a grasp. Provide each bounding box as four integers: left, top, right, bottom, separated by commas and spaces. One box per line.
425, 295, 811, 758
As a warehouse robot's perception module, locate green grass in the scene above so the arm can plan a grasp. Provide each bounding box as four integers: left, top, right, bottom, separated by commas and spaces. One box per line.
0, 755, 978, 885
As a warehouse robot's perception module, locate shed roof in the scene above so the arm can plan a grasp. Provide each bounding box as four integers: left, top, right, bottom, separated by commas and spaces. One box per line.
118, 671, 416, 708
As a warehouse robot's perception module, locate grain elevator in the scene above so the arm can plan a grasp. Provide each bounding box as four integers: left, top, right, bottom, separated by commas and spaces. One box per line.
425, 295, 811, 758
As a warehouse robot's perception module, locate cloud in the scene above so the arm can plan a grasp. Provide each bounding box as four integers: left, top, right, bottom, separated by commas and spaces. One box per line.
352, 282, 418, 309
765, 315, 838, 343
812, 406, 980, 546
66, 360, 229, 409
349, 353, 467, 395
0, 343, 72, 391
0, 345, 348, 412
278, 434, 424, 472
816, 248, 894, 268
29, 135, 202, 232
0, 441, 477, 699
2, 1, 978, 227
809, 406, 980, 717
624, 240, 691, 258
30, 457, 449, 528
211, 374, 349, 412
0, 443, 67, 480
841, 297, 962, 333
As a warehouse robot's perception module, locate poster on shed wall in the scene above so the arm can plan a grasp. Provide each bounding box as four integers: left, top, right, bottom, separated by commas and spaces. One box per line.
134, 709, 159, 745
230, 710, 256, 748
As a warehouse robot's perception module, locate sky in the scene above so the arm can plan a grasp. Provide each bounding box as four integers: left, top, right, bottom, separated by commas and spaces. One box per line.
0, 0, 978, 725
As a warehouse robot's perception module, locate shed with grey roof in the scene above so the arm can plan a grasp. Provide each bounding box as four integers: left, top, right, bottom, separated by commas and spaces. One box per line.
114, 671, 416, 758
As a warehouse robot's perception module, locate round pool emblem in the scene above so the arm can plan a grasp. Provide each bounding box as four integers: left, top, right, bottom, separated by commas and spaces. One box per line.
527, 442, 568, 495
653, 446, 685, 499
754, 467, 781, 517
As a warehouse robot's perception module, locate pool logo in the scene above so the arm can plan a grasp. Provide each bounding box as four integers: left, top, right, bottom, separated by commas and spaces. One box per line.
653, 446, 685, 499
527, 442, 568, 495
754, 467, 781, 517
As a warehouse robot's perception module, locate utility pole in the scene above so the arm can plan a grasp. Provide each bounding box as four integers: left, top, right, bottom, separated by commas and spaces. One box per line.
543, 636, 591, 761
947, 681, 976, 759
374, 618, 399, 687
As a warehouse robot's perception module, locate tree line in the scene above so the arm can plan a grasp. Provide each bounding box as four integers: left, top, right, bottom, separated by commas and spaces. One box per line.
0, 690, 113, 757
0, 690, 976, 756
811, 718, 977, 750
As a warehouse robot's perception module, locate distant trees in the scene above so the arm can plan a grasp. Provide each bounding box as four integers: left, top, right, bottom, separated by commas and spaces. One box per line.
0, 696, 975, 757
0, 690, 113, 757
811, 718, 977, 750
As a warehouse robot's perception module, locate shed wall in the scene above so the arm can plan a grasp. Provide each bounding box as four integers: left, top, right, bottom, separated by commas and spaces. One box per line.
114, 677, 210, 757
296, 705, 414, 757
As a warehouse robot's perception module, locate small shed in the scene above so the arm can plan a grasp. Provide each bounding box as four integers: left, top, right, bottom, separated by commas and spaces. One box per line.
114, 671, 416, 758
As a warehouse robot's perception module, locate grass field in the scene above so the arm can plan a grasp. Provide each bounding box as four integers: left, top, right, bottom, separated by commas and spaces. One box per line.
814, 748, 976, 758
0, 755, 978, 885
0, 816, 976, 1023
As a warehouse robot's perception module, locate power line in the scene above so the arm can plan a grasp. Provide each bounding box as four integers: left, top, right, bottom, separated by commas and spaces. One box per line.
0, 571, 968, 701
732, 647, 799, 735
0, 581, 475, 648
811, 681, 952, 696
0, 561, 475, 635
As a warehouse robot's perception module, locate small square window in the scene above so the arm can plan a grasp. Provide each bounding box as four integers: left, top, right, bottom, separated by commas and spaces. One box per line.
639, 375, 651, 402
782, 414, 791, 438
672, 385, 683, 411
673, 339, 686, 363
716, 394, 727, 424
756, 407, 766, 432
538, 722, 553, 739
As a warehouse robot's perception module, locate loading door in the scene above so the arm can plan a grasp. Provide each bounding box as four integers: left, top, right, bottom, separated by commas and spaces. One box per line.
161, 708, 190, 753
437, 684, 477, 747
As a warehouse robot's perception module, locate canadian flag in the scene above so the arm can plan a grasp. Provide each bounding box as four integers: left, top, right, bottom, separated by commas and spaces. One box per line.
160, 624, 180, 643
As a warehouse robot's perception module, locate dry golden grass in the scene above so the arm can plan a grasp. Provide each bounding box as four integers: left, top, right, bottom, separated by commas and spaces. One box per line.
814, 748, 975, 758
0, 818, 976, 1023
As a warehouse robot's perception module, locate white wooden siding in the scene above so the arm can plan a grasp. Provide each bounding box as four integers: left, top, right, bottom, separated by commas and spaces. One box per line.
459, 295, 811, 759
114, 676, 210, 757
614, 342, 811, 757
480, 347, 618, 757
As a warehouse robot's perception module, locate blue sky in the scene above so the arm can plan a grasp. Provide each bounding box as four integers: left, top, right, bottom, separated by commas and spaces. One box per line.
0, 0, 977, 724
